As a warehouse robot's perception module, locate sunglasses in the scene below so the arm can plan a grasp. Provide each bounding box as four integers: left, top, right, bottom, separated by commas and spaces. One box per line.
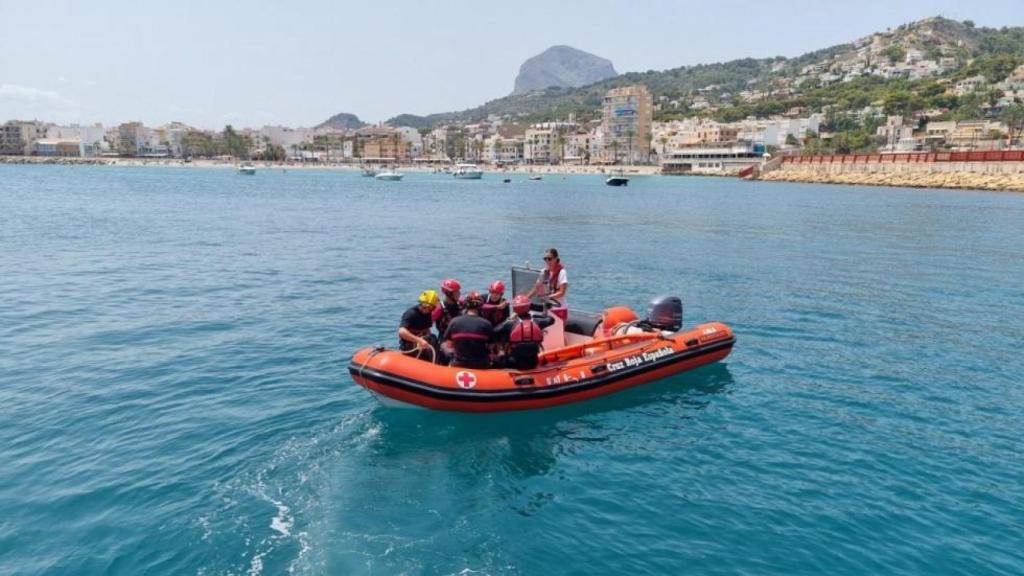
543, 256, 553, 261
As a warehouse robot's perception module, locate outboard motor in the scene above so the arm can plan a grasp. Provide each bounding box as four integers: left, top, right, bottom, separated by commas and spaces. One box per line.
647, 296, 683, 332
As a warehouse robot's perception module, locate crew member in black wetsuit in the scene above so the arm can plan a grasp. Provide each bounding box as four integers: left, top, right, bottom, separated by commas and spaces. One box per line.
433, 278, 463, 364
442, 291, 494, 369
480, 280, 510, 326
494, 295, 555, 370
433, 278, 463, 335
398, 289, 441, 362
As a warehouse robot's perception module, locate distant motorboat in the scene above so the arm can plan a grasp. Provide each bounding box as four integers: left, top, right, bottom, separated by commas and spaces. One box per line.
375, 170, 403, 181
529, 175, 543, 181
503, 178, 511, 183
606, 175, 629, 186
452, 163, 483, 179
238, 163, 256, 175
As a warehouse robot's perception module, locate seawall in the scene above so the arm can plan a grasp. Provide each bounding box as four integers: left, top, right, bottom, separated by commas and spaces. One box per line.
758, 152, 1024, 192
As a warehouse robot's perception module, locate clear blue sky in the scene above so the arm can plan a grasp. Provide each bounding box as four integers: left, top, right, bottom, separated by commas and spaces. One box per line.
1, 0, 1021, 128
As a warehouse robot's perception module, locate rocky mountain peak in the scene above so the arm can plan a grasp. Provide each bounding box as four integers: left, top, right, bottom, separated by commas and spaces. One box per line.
513, 46, 618, 95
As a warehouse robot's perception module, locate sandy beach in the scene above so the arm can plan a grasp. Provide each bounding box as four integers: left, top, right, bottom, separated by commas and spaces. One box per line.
0, 155, 661, 177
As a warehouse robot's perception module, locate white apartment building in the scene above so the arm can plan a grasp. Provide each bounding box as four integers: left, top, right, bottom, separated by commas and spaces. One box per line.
46, 124, 106, 151
524, 128, 556, 164
396, 127, 423, 158
563, 132, 593, 164
955, 75, 987, 96
484, 134, 524, 164
259, 126, 313, 154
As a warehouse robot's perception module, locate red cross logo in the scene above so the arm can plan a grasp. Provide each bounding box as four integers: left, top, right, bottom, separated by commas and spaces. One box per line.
456, 371, 477, 389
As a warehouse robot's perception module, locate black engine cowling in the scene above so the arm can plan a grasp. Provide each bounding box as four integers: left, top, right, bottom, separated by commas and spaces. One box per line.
647, 296, 683, 332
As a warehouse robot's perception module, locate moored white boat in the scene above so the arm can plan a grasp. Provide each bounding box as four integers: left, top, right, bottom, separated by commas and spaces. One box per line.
375, 170, 403, 181
453, 163, 483, 179
238, 163, 256, 175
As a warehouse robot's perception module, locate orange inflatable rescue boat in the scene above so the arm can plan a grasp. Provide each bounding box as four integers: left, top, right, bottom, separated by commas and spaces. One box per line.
349, 273, 735, 412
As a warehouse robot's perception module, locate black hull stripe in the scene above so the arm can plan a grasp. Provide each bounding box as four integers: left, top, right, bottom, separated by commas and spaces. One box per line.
348, 338, 735, 403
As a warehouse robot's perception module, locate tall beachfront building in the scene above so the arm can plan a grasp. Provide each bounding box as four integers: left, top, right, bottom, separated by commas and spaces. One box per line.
601, 85, 653, 164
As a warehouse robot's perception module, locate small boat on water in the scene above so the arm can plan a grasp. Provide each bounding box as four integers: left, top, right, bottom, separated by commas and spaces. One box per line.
349, 268, 734, 412
529, 175, 543, 181
375, 170, 403, 181
606, 174, 629, 186
238, 163, 256, 175
453, 163, 483, 179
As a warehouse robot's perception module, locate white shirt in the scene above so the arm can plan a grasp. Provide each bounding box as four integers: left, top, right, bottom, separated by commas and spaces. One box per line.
539, 268, 568, 308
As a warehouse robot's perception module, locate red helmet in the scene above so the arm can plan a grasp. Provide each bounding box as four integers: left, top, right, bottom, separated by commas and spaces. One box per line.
489, 280, 505, 295
441, 278, 461, 294
512, 295, 531, 315
464, 290, 484, 308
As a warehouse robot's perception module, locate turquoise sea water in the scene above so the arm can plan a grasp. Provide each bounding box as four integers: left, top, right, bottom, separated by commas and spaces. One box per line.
1, 164, 1022, 575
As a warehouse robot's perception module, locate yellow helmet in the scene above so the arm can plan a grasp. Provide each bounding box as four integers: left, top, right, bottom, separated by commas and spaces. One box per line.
418, 289, 440, 307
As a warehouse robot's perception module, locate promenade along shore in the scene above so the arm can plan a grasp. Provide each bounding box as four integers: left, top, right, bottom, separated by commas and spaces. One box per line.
0, 155, 661, 176
4, 154, 1023, 191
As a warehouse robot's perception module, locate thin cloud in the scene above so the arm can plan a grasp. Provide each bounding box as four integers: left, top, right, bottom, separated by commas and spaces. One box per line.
0, 83, 66, 103
0, 84, 80, 122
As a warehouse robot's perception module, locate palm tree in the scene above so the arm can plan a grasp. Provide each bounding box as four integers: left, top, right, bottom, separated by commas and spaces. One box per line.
555, 133, 566, 164
492, 136, 503, 164
418, 127, 431, 159
659, 135, 669, 158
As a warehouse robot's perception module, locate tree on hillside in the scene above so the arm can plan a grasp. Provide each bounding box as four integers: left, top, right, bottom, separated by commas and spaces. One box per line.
883, 45, 907, 64
1001, 103, 1024, 143
883, 91, 921, 116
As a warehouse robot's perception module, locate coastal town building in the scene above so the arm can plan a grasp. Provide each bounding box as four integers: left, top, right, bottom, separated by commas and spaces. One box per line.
32, 139, 88, 157
524, 127, 556, 164
563, 132, 593, 164
1, 121, 48, 155
46, 124, 106, 154
355, 126, 407, 162
396, 127, 423, 158
955, 75, 987, 96
484, 134, 524, 164
601, 84, 653, 164
117, 122, 145, 156
877, 116, 917, 151
660, 142, 766, 175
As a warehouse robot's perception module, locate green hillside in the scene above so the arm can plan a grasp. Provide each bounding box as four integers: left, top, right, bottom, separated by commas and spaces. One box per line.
376, 17, 1024, 129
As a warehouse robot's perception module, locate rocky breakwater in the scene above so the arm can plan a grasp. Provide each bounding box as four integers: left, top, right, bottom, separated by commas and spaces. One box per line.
760, 165, 1024, 192
0, 156, 112, 166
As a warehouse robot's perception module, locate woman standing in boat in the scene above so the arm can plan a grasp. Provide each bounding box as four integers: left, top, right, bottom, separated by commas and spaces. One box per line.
527, 248, 568, 309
